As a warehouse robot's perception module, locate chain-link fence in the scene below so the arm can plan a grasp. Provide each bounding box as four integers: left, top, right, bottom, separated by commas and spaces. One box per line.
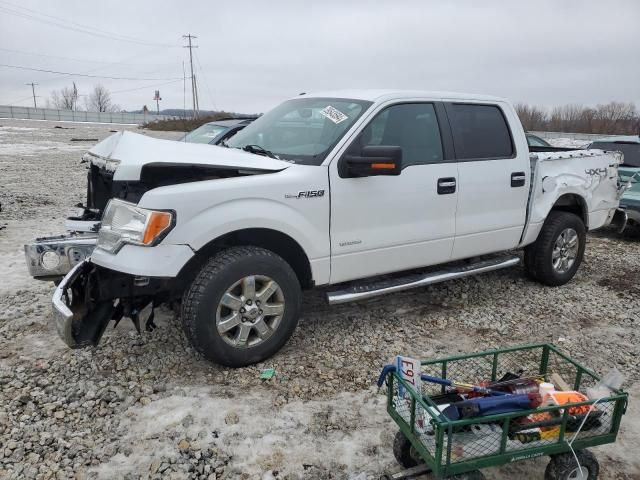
0, 104, 178, 125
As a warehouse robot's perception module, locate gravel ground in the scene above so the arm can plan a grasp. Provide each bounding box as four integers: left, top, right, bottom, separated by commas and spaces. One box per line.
0, 119, 638, 480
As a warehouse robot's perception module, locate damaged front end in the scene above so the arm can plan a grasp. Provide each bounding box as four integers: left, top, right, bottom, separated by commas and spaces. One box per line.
52, 260, 171, 348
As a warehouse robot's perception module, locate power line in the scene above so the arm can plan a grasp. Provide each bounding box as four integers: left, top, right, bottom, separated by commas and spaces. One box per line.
35, 45, 178, 86
0, 1, 179, 48
194, 50, 217, 111
110, 78, 186, 95
0, 46, 178, 69
0, 63, 184, 81
3, 95, 34, 106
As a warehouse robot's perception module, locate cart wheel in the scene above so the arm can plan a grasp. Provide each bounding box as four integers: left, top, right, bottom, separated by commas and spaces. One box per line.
446, 470, 486, 480
393, 431, 421, 468
545, 449, 599, 480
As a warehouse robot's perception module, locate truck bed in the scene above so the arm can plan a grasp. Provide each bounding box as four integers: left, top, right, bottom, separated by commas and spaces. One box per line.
519, 148, 622, 246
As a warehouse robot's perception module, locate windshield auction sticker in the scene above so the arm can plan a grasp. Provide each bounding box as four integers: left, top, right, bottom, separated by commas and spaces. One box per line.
319, 105, 348, 124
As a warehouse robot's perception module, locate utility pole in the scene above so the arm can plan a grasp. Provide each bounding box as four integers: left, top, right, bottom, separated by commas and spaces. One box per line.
26, 82, 38, 108
153, 90, 162, 114
182, 34, 199, 118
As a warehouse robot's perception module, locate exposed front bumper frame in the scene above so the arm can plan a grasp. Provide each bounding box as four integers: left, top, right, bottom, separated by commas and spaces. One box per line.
51, 259, 176, 349
52, 261, 87, 346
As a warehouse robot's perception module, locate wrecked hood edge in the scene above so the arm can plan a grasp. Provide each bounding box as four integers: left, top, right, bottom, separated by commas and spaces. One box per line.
85, 131, 292, 181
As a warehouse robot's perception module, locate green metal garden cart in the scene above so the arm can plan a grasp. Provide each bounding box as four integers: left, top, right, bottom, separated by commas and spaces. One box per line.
378, 344, 628, 480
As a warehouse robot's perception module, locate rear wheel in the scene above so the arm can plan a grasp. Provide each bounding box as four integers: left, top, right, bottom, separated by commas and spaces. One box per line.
181, 246, 301, 367
525, 211, 586, 286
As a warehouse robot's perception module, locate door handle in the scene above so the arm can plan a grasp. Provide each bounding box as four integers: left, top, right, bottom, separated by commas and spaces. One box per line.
437, 177, 456, 194
511, 172, 526, 187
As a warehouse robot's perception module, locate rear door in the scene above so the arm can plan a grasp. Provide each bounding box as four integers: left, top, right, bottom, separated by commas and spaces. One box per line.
328, 101, 458, 283
444, 102, 530, 259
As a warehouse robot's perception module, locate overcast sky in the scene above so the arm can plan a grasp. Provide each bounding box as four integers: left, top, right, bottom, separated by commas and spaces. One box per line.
1, 0, 639, 114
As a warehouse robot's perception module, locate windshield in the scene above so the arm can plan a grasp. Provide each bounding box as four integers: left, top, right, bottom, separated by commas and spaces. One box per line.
226, 97, 372, 165
589, 141, 640, 167
181, 123, 228, 144
526, 134, 550, 147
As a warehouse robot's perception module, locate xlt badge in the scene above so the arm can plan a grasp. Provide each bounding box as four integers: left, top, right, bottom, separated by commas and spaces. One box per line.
285, 190, 325, 199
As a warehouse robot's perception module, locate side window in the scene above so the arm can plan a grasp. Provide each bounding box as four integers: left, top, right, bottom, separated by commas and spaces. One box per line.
448, 104, 514, 159
355, 103, 444, 166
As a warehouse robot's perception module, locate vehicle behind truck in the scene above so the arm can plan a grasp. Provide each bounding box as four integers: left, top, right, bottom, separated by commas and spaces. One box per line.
587, 136, 640, 228
31, 90, 624, 367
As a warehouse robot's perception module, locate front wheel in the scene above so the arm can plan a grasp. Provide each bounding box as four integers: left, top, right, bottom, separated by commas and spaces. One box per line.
392, 431, 420, 468
544, 449, 599, 480
181, 246, 301, 367
524, 211, 586, 286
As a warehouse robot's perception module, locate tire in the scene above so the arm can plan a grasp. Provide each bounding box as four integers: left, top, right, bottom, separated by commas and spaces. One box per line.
524, 211, 586, 286
392, 431, 419, 469
181, 246, 301, 368
544, 449, 599, 480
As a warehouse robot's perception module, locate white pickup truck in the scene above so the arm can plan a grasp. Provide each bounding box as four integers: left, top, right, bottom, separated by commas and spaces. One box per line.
38, 90, 625, 367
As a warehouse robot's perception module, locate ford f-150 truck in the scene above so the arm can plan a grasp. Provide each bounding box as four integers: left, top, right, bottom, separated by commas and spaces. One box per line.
41, 90, 625, 367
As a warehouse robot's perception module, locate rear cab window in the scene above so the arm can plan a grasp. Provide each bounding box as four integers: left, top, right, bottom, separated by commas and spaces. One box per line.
446, 103, 515, 160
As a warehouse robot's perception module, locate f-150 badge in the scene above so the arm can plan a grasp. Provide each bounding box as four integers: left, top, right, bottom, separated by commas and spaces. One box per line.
285, 190, 325, 199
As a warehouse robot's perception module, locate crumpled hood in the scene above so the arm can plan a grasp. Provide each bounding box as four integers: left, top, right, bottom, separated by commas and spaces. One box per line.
87, 131, 292, 181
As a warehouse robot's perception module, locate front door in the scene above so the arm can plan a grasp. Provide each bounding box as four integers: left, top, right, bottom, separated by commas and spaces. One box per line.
328, 102, 458, 283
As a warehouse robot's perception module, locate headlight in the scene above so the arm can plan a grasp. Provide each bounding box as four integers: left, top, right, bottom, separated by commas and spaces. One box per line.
97, 199, 174, 253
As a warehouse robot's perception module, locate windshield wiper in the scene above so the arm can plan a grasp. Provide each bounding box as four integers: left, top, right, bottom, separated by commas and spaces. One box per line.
241, 144, 279, 159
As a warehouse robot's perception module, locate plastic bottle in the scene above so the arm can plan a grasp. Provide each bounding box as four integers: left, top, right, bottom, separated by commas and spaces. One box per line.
538, 382, 555, 399
586, 367, 625, 399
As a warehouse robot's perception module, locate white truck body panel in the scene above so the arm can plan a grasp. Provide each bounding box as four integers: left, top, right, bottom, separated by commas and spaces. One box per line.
137, 164, 332, 284
87, 90, 621, 288
326, 95, 459, 283
518, 150, 621, 246
451, 101, 530, 259
328, 161, 458, 283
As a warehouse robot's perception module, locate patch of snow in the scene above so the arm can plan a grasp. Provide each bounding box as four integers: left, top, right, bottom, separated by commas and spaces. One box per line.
0, 126, 40, 131
0, 141, 86, 156
92, 386, 394, 479
547, 138, 589, 149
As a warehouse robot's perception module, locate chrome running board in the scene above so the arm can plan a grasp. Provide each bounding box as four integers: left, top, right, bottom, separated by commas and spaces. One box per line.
326, 255, 520, 305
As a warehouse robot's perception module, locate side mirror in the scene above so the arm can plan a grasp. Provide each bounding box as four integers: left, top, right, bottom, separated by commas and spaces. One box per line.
341, 145, 403, 178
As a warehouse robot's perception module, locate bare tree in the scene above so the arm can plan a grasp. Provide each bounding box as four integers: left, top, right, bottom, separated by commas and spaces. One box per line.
515, 101, 639, 135
49, 83, 79, 110
593, 102, 637, 134
85, 84, 119, 112
515, 103, 548, 131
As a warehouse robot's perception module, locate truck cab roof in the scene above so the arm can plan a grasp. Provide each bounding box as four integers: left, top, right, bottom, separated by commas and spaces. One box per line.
300, 89, 507, 104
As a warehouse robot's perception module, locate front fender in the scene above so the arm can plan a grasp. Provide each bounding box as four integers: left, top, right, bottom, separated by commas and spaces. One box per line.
136, 164, 331, 283
165, 197, 329, 261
